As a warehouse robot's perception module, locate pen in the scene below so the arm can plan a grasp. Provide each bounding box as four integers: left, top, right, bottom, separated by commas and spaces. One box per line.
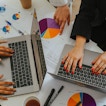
44, 88, 55, 106
5, 20, 24, 35
48, 85, 64, 106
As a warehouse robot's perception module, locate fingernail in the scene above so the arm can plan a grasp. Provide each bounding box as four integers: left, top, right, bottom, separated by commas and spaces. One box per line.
9, 54, 13, 56
91, 68, 94, 71
66, 70, 69, 73
59, 33, 61, 35
92, 72, 94, 75
0, 74, 3, 77
71, 72, 74, 74
0, 58, 2, 62
11, 92, 14, 94
92, 62, 94, 65
95, 72, 99, 75
3, 97, 8, 100
10, 82, 15, 85
12, 51, 14, 53
79, 66, 82, 69
91, 70, 94, 74
5, 98, 8, 100
64, 66, 66, 70
13, 89, 16, 91
61, 61, 64, 64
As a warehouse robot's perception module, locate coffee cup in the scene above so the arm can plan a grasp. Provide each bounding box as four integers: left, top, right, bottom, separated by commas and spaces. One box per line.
20, 0, 32, 9
24, 96, 40, 106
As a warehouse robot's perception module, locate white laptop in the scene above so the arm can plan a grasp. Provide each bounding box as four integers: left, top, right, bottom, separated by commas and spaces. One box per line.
0, 14, 47, 97
48, 44, 106, 93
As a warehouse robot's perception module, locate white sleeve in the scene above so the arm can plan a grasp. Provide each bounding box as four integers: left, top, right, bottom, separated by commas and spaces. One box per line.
49, 0, 71, 7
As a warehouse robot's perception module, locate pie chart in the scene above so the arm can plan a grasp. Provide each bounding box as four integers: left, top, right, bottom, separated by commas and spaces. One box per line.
0, 6, 6, 13
39, 18, 60, 39
2, 25, 11, 33
12, 13, 20, 20
67, 92, 96, 106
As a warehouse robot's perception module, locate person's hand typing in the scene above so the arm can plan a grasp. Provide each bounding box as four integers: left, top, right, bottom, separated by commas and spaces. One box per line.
61, 46, 84, 74
62, 35, 86, 74
0, 74, 16, 100
54, 5, 70, 34
91, 52, 106, 75
0, 40, 14, 61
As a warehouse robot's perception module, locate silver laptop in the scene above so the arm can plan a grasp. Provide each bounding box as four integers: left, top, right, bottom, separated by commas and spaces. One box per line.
0, 14, 47, 97
48, 44, 106, 93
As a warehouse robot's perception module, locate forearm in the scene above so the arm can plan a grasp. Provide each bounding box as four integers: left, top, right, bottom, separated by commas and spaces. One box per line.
74, 35, 86, 49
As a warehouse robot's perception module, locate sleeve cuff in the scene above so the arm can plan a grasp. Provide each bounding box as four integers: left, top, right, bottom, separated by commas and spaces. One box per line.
49, 0, 68, 6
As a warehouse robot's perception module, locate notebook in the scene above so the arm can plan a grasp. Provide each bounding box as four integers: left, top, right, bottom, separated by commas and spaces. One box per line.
0, 13, 47, 97
48, 44, 106, 93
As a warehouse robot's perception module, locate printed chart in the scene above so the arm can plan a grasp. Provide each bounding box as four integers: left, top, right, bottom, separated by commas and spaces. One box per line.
39, 18, 60, 39
12, 12, 20, 20
0, 6, 6, 13
67, 92, 96, 106
0, 3, 33, 38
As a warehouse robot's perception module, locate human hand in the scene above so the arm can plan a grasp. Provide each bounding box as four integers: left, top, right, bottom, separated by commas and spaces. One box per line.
54, 5, 70, 34
61, 46, 84, 74
0, 74, 16, 100
0, 40, 14, 61
91, 52, 106, 75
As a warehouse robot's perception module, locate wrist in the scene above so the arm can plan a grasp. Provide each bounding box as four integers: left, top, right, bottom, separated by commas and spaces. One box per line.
75, 35, 86, 49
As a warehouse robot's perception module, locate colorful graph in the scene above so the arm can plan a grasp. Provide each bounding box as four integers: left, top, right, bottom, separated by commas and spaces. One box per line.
39, 18, 60, 39
67, 92, 96, 106
2, 25, 11, 33
12, 13, 20, 20
0, 6, 6, 13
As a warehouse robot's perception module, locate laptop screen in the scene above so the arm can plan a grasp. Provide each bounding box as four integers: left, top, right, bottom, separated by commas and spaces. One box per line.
31, 14, 47, 88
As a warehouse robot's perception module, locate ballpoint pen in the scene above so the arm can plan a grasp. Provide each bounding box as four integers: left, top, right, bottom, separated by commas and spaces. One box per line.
48, 86, 64, 106
44, 88, 55, 106
5, 20, 24, 35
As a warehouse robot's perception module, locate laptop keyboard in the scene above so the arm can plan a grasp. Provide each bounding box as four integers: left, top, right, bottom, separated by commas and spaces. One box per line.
57, 64, 106, 89
9, 41, 33, 88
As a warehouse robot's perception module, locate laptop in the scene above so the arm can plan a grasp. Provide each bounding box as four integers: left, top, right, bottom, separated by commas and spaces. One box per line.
48, 44, 106, 93
0, 13, 47, 97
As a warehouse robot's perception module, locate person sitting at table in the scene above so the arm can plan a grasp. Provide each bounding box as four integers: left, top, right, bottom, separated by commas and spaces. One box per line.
0, 40, 16, 100
50, 0, 81, 34
61, 0, 106, 75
